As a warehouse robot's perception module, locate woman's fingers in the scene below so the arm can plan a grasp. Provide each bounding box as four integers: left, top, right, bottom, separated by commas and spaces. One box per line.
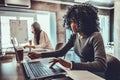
23, 45, 35, 48
28, 52, 37, 59
49, 62, 57, 68
49, 58, 60, 63
49, 58, 71, 68
49, 58, 60, 68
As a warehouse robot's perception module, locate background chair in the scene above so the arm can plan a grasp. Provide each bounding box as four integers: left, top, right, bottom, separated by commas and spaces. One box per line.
55, 42, 64, 50
105, 54, 120, 80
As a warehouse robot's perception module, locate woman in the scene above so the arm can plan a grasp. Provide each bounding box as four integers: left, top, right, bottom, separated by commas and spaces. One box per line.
28, 3, 107, 74
24, 22, 53, 50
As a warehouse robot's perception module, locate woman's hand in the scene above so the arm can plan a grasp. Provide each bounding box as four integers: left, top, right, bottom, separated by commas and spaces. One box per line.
23, 45, 35, 49
49, 58, 71, 69
28, 52, 41, 59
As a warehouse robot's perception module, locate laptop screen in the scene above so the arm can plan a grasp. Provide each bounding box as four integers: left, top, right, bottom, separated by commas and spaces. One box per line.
11, 38, 23, 63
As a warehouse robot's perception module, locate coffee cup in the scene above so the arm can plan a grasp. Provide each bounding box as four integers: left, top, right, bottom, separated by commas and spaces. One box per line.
16, 48, 23, 62
29, 40, 32, 45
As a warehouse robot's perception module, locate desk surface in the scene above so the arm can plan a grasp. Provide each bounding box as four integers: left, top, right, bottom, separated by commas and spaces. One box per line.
0, 55, 105, 80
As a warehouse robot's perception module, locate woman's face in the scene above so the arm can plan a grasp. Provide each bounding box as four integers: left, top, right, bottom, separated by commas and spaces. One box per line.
70, 21, 84, 36
70, 21, 78, 33
31, 27, 35, 34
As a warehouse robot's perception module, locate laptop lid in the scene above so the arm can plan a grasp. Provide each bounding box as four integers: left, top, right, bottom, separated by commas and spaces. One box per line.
11, 38, 26, 79
11, 38, 23, 63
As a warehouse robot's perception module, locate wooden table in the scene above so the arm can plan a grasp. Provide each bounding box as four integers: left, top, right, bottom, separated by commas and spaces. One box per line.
0, 55, 105, 80
0, 55, 25, 80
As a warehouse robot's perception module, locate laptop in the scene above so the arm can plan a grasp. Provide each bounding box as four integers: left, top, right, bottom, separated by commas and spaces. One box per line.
11, 38, 66, 80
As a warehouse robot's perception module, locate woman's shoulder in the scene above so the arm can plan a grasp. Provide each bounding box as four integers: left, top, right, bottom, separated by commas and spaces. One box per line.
41, 30, 45, 33
40, 30, 47, 35
89, 32, 103, 41
91, 32, 102, 37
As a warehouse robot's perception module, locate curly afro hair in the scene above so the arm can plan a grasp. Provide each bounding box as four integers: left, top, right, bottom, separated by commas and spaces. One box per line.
63, 3, 100, 36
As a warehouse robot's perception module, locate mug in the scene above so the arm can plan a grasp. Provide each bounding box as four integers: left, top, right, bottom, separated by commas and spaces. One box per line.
16, 48, 23, 62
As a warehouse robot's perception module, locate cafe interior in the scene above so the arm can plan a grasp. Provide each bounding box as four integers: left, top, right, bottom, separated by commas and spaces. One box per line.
0, 0, 120, 80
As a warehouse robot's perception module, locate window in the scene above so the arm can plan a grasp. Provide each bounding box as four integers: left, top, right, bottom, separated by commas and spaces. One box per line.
19, 17, 34, 41
36, 12, 57, 48
98, 15, 110, 46
0, 11, 56, 53
1, 16, 16, 52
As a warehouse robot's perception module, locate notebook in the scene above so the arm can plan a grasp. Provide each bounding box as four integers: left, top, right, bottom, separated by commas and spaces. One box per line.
11, 38, 66, 80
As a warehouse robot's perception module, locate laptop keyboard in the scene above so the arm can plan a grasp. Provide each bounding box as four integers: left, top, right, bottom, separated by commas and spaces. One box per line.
28, 61, 54, 77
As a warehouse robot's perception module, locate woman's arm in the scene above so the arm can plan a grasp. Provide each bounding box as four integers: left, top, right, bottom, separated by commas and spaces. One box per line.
41, 34, 76, 58
71, 33, 107, 72
28, 34, 76, 59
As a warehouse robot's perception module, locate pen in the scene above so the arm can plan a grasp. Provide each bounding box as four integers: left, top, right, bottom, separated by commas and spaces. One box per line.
49, 58, 60, 68
49, 62, 57, 68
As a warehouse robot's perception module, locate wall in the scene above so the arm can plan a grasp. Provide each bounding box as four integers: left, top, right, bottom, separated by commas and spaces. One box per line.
31, 1, 70, 43
114, 0, 120, 60
110, 9, 114, 42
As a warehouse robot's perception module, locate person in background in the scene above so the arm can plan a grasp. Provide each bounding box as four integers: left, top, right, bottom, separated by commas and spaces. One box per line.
24, 22, 53, 50
28, 3, 107, 77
